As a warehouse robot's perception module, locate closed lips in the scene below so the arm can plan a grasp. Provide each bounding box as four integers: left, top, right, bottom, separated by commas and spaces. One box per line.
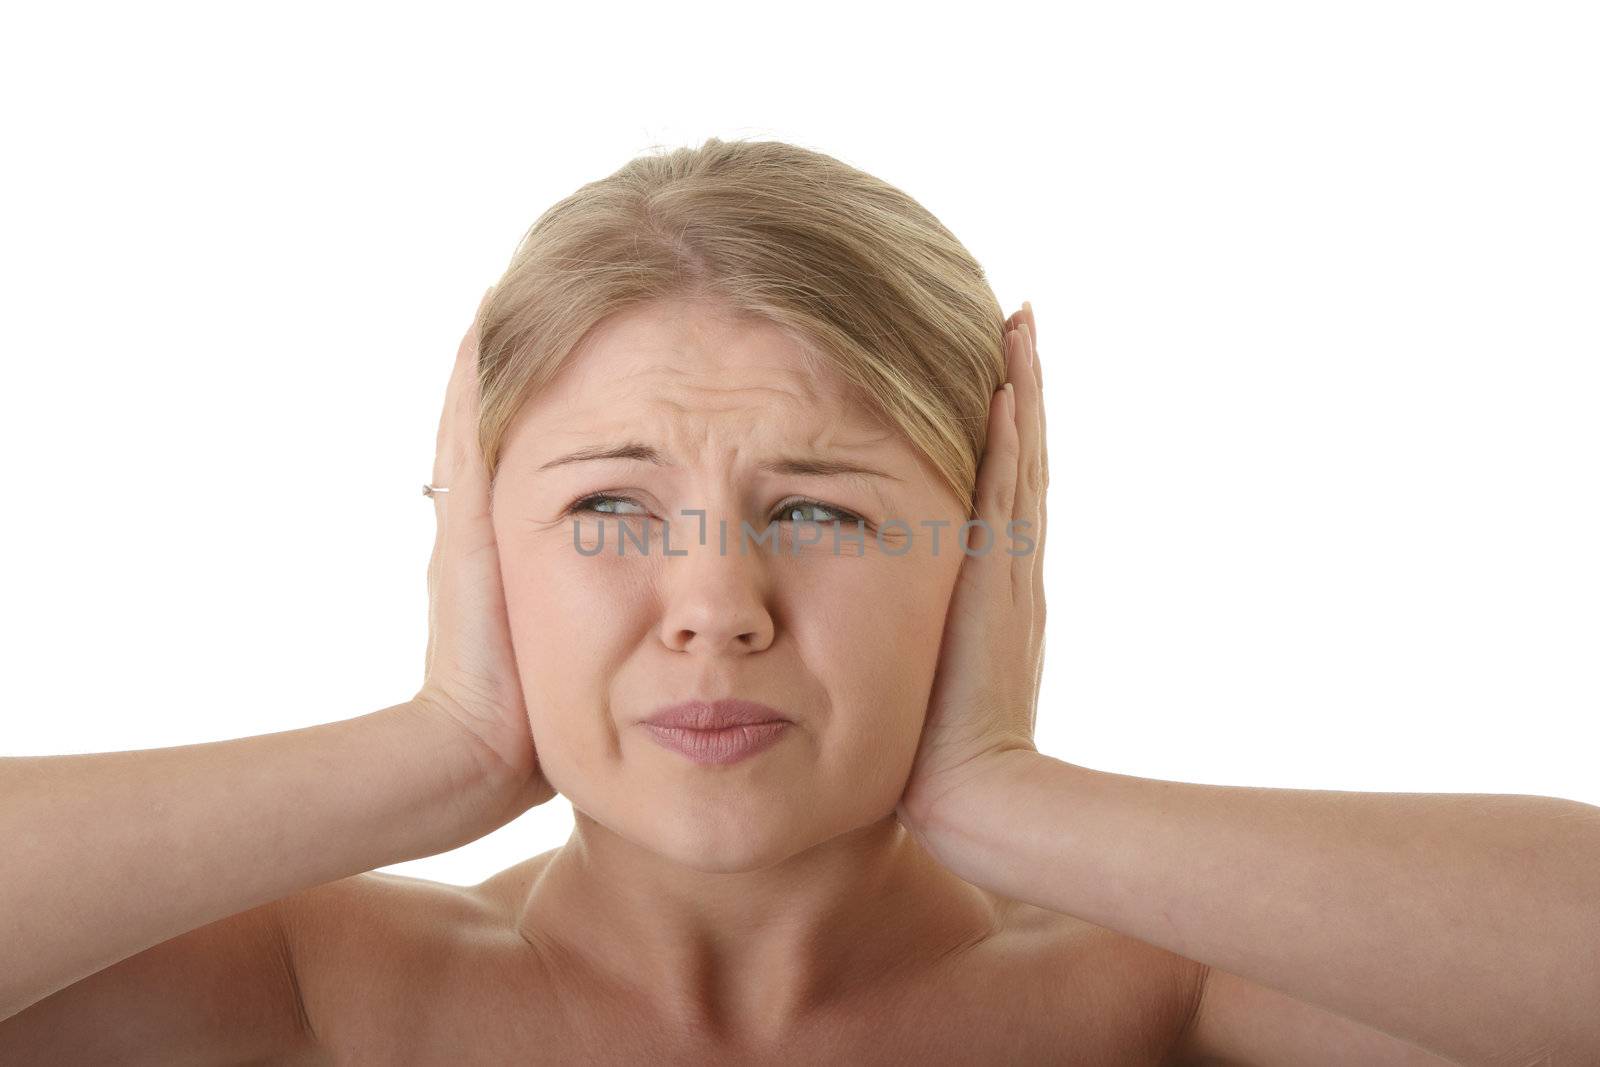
643, 699, 789, 730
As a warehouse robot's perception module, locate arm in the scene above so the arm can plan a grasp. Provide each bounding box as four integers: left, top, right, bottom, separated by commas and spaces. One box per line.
898, 308, 1599, 1065
0, 699, 514, 1024
0, 896, 318, 1063
908, 749, 1600, 1066
1171, 964, 1478, 1066
1, 288, 545, 1056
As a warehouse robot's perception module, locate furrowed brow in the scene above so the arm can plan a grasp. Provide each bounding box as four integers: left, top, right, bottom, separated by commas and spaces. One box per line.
537, 441, 901, 483
756, 456, 901, 483
537, 442, 663, 470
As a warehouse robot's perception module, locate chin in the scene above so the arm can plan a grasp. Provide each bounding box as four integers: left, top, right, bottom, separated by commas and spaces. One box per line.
644, 798, 821, 874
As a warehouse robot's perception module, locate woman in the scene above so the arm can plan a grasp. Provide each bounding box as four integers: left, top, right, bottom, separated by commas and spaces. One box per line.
3, 138, 1596, 1065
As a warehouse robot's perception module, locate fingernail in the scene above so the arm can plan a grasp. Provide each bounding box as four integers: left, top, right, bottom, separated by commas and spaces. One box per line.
1003, 381, 1015, 418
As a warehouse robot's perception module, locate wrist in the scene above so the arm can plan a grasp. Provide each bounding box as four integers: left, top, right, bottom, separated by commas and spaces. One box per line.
393, 699, 541, 853
904, 747, 1056, 869
903, 744, 1041, 835
407, 691, 518, 783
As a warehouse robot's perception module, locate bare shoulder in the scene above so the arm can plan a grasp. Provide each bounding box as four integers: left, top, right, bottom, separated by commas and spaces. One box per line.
983, 897, 1206, 1060
275, 867, 516, 1054
277, 861, 1204, 1063
273, 850, 559, 990
473, 850, 558, 909
277, 867, 496, 955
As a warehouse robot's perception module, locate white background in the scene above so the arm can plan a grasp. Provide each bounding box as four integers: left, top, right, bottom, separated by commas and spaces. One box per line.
2, 2, 1595, 888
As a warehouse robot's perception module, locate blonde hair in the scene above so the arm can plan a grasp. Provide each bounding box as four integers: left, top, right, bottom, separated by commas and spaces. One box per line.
475, 136, 1008, 516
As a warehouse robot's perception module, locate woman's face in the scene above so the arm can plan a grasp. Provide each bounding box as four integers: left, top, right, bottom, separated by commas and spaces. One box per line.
491, 297, 968, 872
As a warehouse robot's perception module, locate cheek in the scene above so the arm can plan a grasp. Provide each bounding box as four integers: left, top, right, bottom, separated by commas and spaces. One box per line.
768, 556, 954, 812
794, 555, 957, 732
496, 540, 644, 739
492, 518, 958, 789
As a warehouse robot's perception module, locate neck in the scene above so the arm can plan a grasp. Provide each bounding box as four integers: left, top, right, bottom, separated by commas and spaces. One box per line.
512, 810, 1001, 1040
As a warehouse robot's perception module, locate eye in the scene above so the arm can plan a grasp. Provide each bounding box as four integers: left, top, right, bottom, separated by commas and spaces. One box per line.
566, 493, 648, 517
564, 493, 868, 528
774, 498, 868, 528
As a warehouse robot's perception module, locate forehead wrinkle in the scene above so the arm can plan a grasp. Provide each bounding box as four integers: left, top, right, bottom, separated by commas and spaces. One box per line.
594, 367, 874, 453
501, 301, 930, 506
528, 331, 903, 492
552, 367, 895, 458
621, 362, 830, 414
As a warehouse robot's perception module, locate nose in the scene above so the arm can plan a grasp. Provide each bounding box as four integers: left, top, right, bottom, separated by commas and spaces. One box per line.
657, 515, 776, 655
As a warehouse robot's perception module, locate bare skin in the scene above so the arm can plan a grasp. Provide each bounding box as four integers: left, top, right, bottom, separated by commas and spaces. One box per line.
282, 292, 1197, 1064
12, 292, 1557, 1063
264, 296, 1474, 1066
279, 850, 1203, 1065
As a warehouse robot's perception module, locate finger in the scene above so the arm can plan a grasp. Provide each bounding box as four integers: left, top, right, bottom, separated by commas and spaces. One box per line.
426, 323, 469, 675
425, 288, 494, 678
428, 292, 486, 573
1004, 323, 1040, 592
966, 378, 1020, 606
1030, 627, 1045, 734
1012, 322, 1043, 507
1015, 322, 1044, 532
1023, 302, 1045, 493
1021, 309, 1047, 728
1019, 307, 1047, 606
431, 287, 495, 494
449, 290, 496, 527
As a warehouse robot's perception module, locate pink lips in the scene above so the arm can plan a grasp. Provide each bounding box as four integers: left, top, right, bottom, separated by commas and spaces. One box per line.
642, 698, 791, 765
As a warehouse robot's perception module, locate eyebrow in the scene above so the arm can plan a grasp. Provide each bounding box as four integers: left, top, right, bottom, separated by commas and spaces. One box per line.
536, 441, 903, 482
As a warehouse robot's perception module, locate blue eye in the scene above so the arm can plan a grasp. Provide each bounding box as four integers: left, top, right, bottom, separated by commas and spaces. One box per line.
776, 499, 865, 526
568, 494, 647, 516
565, 494, 868, 528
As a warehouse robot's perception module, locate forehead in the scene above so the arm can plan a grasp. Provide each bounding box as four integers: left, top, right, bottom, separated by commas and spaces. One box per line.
507, 298, 890, 452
